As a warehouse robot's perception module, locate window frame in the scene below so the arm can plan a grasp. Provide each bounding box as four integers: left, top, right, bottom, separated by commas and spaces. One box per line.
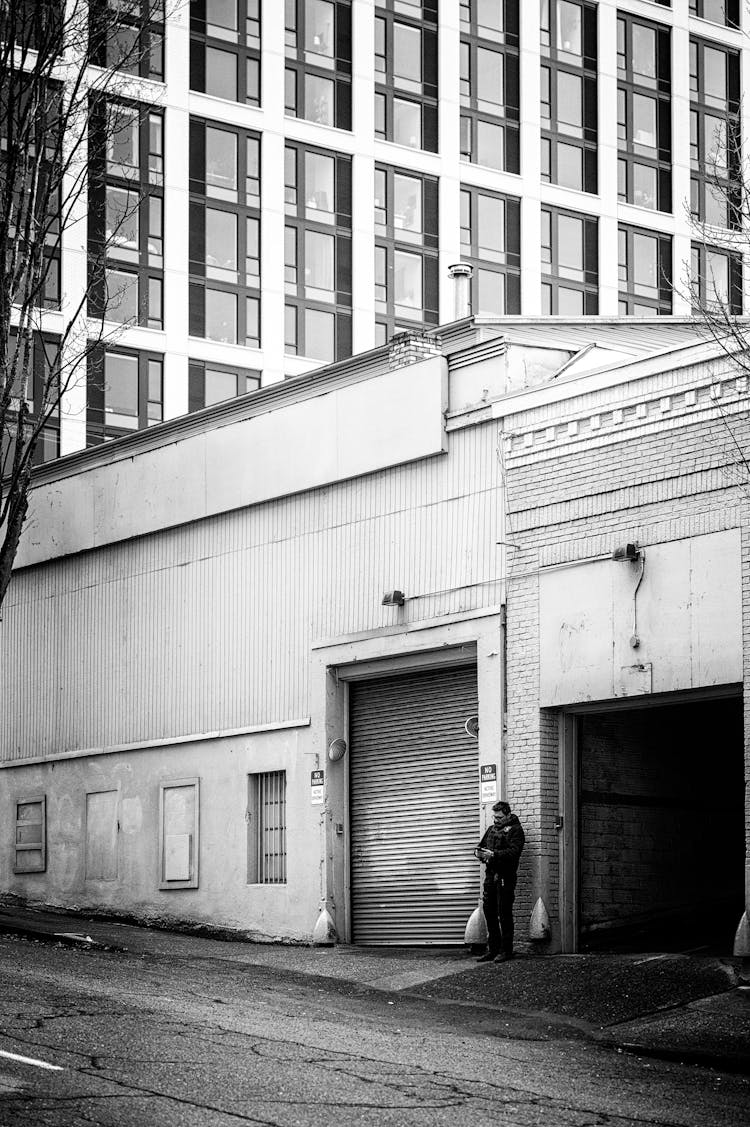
247, 770, 287, 885
617, 224, 673, 314
14, 795, 47, 875
460, 184, 521, 315
541, 205, 598, 314
617, 13, 672, 214
190, 0, 261, 106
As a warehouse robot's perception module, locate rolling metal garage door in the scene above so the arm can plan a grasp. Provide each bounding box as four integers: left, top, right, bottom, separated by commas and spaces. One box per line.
349, 664, 480, 944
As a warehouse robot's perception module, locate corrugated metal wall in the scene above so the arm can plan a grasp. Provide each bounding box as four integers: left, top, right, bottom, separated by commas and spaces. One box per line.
2, 422, 501, 761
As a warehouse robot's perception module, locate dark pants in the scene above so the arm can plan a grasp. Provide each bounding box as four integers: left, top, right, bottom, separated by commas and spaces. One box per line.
482, 871, 516, 956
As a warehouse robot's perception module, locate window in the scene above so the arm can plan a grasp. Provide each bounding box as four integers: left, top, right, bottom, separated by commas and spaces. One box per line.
248, 771, 287, 884
617, 14, 671, 213
690, 38, 740, 230
691, 243, 742, 313
87, 347, 163, 444
285, 0, 351, 129
14, 797, 46, 874
460, 186, 521, 314
541, 2, 597, 193
190, 0, 260, 105
188, 360, 261, 410
618, 225, 672, 314
284, 142, 352, 362
189, 118, 261, 348
689, 0, 739, 27
541, 206, 598, 313
89, 99, 164, 327
460, 0, 519, 171
1, 332, 61, 472
376, 5, 437, 151
90, 0, 165, 81
1, 77, 62, 311
375, 164, 438, 340
159, 779, 200, 889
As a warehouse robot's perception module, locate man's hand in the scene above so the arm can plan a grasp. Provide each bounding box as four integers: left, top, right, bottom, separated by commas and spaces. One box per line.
478, 848, 493, 862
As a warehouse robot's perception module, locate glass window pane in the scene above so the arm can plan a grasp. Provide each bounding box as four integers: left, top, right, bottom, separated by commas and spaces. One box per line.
704, 114, 728, 172
148, 277, 162, 328
394, 249, 422, 316
706, 249, 729, 304
205, 46, 238, 100
633, 163, 657, 209
557, 1, 582, 58
633, 93, 657, 149
306, 0, 334, 58
284, 304, 297, 352
633, 233, 658, 292
477, 0, 503, 38
206, 128, 238, 198
477, 269, 504, 316
205, 367, 237, 406
476, 47, 503, 108
246, 297, 259, 349
394, 23, 421, 83
477, 194, 504, 257
305, 230, 335, 296
105, 269, 138, 323
205, 288, 237, 342
207, 0, 238, 36
394, 175, 422, 234
476, 119, 504, 169
104, 352, 138, 427
106, 186, 139, 261
304, 74, 334, 125
632, 24, 656, 80
557, 214, 583, 275
557, 143, 583, 190
558, 72, 582, 131
704, 47, 727, 102
304, 308, 335, 362
107, 105, 139, 177
558, 286, 584, 314
393, 99, 421, 148
205, 208, 238, 280
305, 151, 334, 216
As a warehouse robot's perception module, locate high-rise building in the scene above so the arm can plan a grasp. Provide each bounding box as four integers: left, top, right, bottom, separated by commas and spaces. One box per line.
14, 0, 750, 455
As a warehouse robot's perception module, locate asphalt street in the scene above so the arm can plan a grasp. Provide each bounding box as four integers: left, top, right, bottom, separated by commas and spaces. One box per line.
0, 932, 748, 1127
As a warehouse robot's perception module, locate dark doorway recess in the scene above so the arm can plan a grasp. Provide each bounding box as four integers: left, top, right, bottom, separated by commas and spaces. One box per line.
578, 695, 744, 954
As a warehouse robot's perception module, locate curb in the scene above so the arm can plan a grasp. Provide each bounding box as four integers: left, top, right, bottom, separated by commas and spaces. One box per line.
0, 920, 125, 953
608, 1039, 750, 1077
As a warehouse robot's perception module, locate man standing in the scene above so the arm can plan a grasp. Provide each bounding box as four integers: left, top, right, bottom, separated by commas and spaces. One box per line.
476, 800, 525, 963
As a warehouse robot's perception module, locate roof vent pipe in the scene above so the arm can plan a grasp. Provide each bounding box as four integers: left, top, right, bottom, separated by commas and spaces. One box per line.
448, 262, 473, 321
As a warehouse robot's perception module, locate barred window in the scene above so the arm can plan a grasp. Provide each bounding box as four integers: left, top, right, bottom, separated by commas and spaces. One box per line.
248, 771, 287, 884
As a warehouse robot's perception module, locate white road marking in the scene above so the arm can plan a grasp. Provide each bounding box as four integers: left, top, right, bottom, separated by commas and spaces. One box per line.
0, 1050, 63, 1071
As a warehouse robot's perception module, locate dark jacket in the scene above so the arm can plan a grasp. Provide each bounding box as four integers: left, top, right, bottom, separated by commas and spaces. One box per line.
479, 813, 525, 876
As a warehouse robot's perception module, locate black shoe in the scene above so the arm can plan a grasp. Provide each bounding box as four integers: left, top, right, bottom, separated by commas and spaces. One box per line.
493, 951, 514, 963
476, 951, 498, 963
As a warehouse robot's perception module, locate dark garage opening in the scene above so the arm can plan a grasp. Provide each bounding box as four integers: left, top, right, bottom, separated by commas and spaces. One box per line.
578, 695, 745, 953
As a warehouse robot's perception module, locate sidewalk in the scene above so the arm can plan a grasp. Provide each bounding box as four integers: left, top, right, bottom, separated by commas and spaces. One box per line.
1, 902, 748, 1075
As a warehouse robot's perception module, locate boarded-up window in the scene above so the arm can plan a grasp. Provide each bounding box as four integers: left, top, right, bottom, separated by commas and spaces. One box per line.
248, 771, 286, 884
85, 790, 119, 881
14, 797, 46, 874
159, 779, 199, 889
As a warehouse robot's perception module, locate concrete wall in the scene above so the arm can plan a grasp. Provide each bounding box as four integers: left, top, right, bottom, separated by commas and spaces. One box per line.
1, 725, 320, 940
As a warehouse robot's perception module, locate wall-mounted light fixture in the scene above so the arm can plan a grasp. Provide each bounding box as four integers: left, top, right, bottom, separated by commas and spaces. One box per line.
328, 738, 347, 762
612, 543, 646, 648
381, 590, 405, 606
612, 543, 642, 563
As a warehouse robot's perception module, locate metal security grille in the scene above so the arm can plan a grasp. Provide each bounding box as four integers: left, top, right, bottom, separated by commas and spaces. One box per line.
349, 664, 480, 944
248, 771, 287, 884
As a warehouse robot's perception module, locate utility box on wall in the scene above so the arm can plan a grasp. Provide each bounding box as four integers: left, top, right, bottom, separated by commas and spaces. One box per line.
539, 529, 743, 707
